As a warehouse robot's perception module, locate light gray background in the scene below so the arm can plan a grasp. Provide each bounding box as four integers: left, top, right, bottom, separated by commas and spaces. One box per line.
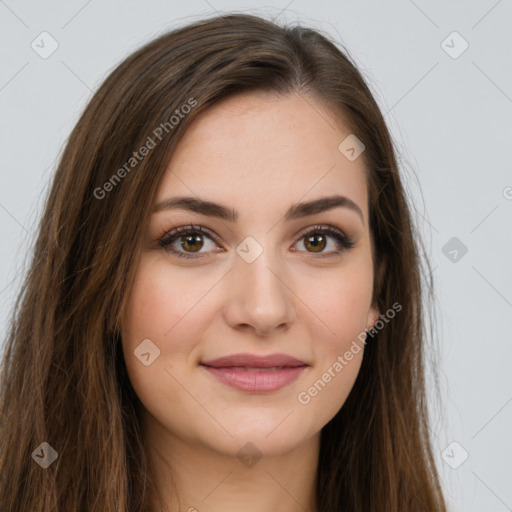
1, 1, 511, 510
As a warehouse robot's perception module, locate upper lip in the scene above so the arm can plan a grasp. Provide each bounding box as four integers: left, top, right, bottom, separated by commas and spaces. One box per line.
201, 353, 308, 368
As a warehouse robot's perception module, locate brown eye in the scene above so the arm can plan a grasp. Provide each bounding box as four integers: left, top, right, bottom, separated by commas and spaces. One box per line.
181, 233, 204, 252
295, 225, 355, 258
158, 225, 218, 259
303, 233, 327, 253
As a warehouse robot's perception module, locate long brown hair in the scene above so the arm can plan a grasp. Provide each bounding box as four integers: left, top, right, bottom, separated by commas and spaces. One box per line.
0, 13, 447, 511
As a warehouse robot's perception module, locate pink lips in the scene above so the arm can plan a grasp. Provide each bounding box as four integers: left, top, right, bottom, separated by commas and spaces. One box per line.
200, 353, 309, 393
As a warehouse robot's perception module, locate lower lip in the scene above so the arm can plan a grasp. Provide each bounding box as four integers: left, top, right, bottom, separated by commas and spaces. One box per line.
201, 365, 307, 392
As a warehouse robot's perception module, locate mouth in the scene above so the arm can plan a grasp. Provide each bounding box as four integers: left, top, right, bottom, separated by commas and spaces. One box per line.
200, 353, 309, 393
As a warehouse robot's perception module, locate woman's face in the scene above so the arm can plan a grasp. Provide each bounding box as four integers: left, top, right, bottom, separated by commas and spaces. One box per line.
122, 91, 379, 458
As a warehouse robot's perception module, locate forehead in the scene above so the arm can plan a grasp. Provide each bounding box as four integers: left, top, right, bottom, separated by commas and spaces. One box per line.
156, 91, 369, 226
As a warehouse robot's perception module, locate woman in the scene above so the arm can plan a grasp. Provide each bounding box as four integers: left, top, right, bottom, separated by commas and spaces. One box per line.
0, 13, 447, 512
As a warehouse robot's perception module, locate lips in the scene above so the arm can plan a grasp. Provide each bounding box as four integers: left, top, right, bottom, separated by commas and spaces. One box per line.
201, 353, 307, 369
200, 353, 309, 393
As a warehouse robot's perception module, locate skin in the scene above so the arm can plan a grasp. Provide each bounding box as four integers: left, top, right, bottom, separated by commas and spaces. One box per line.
121, 91, 380, 512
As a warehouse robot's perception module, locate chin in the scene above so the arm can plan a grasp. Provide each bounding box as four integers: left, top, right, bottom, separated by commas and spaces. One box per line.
201, 414, 313, 459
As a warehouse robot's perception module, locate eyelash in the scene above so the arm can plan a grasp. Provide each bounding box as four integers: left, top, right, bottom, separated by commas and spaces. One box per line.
158, 223, 355, 260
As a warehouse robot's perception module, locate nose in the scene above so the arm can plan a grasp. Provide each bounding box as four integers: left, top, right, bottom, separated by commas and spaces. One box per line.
222, 248, 296, 337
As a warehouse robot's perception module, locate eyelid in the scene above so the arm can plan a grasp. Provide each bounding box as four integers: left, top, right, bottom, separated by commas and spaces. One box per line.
159, 223, 348, 243
161, 223, 217, 242
294, 223, 347, 241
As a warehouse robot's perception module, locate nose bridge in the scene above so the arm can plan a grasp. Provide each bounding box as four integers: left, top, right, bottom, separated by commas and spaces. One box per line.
241, 241, 282, 293
223, 236, 296, 334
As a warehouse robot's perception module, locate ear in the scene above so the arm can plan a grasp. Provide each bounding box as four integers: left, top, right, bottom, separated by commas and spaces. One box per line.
367, 303, 380, 331
367, 255, 386, 330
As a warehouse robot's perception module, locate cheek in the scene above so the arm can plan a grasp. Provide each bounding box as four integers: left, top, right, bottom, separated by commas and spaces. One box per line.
293, 257, 372, 422
296, 351, 363, 431
121, 256, 194, 386
302, 257, 374, 346
121, 254, 228, 394
123, 254, 212, 346
296, 306, 365, 427
125, 262, 178, 337
121, 256, 205, 427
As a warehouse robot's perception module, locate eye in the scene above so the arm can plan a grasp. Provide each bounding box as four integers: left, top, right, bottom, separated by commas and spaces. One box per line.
158, 224, 219, 259
292, 224, 355, 258
158, 223, 355, 260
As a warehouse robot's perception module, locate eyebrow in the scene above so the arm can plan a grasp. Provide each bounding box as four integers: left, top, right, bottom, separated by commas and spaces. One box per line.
153, 194, 364, 224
